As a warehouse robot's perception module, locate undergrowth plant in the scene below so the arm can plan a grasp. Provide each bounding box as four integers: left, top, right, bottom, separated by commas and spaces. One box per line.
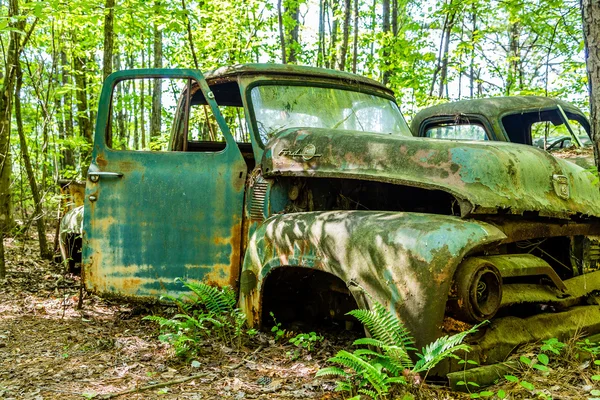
316, 291, 483, 399
287, 331, 324, 360
143, 278, 247, 357
465, 337, 600, 399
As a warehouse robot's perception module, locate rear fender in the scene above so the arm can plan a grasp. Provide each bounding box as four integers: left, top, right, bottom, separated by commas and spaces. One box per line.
239, 210, 506, 346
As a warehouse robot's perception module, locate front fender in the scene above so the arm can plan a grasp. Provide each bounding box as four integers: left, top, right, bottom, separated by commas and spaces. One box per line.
239, 210, 506, 346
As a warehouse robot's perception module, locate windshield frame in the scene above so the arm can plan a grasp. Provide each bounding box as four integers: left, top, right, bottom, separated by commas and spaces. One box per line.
244, 79, 406, 148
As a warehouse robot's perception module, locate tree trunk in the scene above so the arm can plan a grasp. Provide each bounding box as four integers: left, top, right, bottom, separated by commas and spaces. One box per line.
391, 0, 398, 36
318, 0, 325, 67
73, 54, 93, 143
103, 0, 115, 80
581, 0, 600, 171
438, 7, 456, 98
329, 0, 339, 69
381, 0, 391, 84
278, 0, 287, 64
141, 40, 146, 149
352, 0, 358, 73
151, 2, 163, 139
369, 0, 376, 62
182, 0, 199, 69
470, 3, 477, 98
115, 54, 127, 145
0, 0, 22, 278
338, 0, 351, 70
15, 65, 51, 259
287, 0, 300, 63
506, 21, 520, 95
56, 49, 74, 170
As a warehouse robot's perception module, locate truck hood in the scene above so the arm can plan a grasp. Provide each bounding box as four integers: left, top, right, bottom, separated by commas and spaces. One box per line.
261, 128, 600, 219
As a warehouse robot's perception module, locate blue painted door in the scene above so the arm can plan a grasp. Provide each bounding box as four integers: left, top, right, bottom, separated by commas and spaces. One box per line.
82, 70, 248, 298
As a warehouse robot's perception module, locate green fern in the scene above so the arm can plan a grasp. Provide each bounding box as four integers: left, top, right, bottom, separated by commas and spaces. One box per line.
315, 366, 349, 379
177, 278, 236, 314
317, 286, 484, 399
143, 278, 249, 357
413, 322, 483, 373
348, 303, 415, 351
328, 350, 391, 396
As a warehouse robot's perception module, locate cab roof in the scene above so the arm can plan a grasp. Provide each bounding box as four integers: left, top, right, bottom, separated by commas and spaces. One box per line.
204, 63, 393, 95
410, 96, 587, 133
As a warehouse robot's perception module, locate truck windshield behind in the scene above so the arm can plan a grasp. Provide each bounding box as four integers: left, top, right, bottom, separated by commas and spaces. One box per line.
250, 84, 411, 144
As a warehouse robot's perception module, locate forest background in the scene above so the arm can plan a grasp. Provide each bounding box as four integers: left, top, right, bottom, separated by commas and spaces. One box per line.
0, 0, 593, 272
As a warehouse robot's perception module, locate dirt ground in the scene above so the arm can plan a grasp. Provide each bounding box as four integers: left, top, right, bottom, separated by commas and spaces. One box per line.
1, 235, 364, 400
4, 234, 600, 400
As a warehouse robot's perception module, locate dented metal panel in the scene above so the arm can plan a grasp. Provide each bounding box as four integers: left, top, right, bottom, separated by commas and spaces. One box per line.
262, 127, 600, 219
239, 210, 506, 348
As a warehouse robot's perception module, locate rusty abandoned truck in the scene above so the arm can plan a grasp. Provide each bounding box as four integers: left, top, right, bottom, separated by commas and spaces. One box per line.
62, 64, 600, 375
410, 96, 594, 168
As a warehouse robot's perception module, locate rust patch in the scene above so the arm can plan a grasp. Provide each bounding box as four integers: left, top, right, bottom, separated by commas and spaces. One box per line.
228, 220, 243, 289
120, 277, 143, 290
96, 154, 108, 167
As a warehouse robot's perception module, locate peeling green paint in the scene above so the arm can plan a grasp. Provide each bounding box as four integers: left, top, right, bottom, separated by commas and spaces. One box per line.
262, 127, 600, 218
239, 211, 506, 348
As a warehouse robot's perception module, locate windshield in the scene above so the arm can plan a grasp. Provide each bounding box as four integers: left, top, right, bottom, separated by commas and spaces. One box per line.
250, 84, 411, 144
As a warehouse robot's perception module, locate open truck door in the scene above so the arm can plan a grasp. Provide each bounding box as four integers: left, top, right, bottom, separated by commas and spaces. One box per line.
82, 69, 247, 298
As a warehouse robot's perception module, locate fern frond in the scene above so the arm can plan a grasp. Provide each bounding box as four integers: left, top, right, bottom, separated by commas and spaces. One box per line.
386, 376, 408, 384
353, 337, 388, 349
143, 315, 185, 330
179, 279, 236, 314
315, 366, 349, 378
332, 350, 390, 396
335, 381, 354, 393
160, 293, 193, 312
142, 315, 168, 324
348, 301, 415, 351
374, 356, 403, 376
384, 345, 414, 370
358, 388, 379, 399
412, 322, 483, 373
328, 350, 368, 373
354, 348, 385, 358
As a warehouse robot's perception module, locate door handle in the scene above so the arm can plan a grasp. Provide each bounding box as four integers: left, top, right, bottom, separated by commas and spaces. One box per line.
88, 171, 124, 182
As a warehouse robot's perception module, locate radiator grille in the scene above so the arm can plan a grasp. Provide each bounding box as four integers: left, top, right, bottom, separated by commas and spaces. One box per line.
250, 176, 268, 220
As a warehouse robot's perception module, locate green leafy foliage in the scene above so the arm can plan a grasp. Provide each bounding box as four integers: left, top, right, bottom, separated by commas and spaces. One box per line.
317, 291, 483, 399
270, 312, 286, 342
289, 331, 323, 352
143, 278, 247, 357
286, 331, 324, 360
541, 337, 567, 355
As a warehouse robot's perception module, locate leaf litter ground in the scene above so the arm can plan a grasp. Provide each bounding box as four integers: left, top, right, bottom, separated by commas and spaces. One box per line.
0, 235, 366, 399
6, 233, 596, 399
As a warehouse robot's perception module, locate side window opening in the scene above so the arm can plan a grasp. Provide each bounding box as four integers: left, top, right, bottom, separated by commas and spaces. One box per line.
423, 117, 489, 141
108, 78, 192, 152
502, 109, 591, 149
108, 78, 251, 154
187, 104, 250, 144
425, 123, 488, 141
171, 81, 251, 153
531, 119, 589, 150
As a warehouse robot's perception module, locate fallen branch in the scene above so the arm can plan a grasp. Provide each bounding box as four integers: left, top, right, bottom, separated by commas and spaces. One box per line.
98, 372, 209, 399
